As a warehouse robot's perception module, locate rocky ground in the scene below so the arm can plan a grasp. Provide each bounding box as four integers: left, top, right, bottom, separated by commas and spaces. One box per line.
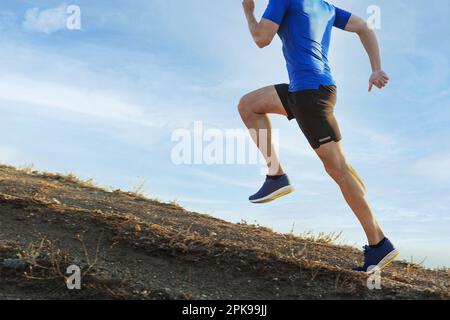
0, 165, 448, 300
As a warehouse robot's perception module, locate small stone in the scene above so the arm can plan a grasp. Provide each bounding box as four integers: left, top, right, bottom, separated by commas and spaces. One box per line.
3, 259, 26, 270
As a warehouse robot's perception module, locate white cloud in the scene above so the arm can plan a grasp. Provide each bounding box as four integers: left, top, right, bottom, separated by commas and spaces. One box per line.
175, 196, 231, 205
23, 5, 68, 34
0, 74, 166, 129
191, 169, 256, 189
0, 145, 22, 164
410, 153, 450, 181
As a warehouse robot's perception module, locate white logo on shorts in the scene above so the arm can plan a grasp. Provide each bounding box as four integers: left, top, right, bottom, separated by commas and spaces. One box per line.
319, 136, 332, 143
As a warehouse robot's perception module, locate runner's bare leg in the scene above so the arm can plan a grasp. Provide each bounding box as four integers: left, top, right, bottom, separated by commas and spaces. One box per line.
238, 86, 287, 176
315, 141, 385, 245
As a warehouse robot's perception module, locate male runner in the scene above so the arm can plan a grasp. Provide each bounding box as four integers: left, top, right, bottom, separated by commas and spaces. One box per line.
238, 0, 398, 272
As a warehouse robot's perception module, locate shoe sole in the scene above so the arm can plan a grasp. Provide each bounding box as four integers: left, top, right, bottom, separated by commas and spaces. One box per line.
249, 185, 294, 204
366, 249, 400, 274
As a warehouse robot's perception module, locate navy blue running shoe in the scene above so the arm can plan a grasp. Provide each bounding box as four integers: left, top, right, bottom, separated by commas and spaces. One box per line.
352, 238, 400, 273
249, 174, 294, 204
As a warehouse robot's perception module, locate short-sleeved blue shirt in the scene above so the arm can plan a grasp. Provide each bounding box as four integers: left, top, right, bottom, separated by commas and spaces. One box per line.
262, 0, 352, 92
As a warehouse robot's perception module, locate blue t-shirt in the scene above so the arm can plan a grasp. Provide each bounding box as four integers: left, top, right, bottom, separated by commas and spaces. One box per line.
262, 0, 352, 92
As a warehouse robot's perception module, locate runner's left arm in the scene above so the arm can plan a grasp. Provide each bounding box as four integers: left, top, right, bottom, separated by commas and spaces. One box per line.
343, 14, 390, 91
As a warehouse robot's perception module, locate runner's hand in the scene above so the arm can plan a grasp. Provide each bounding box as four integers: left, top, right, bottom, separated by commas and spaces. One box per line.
242, 0, 255, 14
369, 70, 389, 92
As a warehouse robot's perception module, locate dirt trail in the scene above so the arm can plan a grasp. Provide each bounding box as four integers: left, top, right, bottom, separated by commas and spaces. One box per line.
0, 165, 448, 300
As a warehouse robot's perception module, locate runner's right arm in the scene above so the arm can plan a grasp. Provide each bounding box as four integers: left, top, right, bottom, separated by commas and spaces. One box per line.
242, 0, 279, 48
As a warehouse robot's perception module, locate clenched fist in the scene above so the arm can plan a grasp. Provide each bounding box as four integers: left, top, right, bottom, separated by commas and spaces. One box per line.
369, 70, 390, 92
242, 0, 255, 14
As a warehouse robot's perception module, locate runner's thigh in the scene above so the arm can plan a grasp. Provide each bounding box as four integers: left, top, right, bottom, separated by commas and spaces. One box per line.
241, 86, 288, 116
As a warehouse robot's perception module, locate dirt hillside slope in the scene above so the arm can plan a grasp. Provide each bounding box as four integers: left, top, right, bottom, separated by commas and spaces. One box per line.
0, 165, 448, 300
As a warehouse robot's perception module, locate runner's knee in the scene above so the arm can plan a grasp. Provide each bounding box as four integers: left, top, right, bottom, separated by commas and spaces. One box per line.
320, 153, 349, 181
238, 94, 255, 118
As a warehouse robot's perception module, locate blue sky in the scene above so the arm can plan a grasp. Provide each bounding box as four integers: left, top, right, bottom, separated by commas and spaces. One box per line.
1, 0, 449, 267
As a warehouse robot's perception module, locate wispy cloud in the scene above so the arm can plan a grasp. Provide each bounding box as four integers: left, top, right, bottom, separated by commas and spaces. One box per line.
0, 145, 22, 164
0, 74, 165, 128
23, 5, 68, 34
410, 153, 450, 181
191, 169, 256, 189
175, 196, 230, 205
0, 11, 16, 31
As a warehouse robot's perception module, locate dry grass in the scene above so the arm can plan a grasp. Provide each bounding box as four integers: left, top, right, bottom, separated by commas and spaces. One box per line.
297, 230, 344, 245
0, 238, 133, 299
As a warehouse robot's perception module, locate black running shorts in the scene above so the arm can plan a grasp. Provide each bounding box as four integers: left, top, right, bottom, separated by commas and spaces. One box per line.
275, 84, 342, 149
